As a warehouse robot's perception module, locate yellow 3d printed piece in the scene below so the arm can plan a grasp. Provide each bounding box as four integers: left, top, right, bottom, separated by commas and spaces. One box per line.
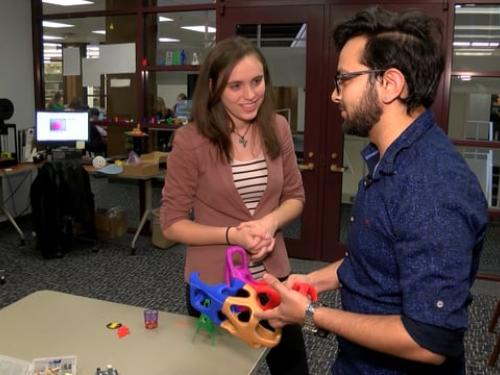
220, 284, 281, 348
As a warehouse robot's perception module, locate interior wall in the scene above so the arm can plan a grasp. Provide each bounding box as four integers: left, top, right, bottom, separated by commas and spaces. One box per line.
0, 0, 35, 131
0, 0, 35, 222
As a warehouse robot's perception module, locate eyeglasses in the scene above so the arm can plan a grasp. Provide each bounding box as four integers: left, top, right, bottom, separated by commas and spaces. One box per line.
334, 69, 385, 94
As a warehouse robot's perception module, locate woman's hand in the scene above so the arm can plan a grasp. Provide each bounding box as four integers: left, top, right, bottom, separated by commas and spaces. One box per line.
228, 226, 273, 253
237, 214, 278, 260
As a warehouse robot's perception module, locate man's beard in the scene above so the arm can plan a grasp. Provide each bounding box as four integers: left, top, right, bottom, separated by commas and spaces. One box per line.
342, 83, 382, 137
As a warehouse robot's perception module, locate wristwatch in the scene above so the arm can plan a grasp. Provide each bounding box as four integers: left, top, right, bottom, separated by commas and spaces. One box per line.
302, 301, 322, 335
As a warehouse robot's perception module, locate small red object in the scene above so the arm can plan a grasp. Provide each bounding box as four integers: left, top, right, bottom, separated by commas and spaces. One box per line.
117, 325, 130, 338
253, 281, 281, 310
141, 57, 148, 68
292, 282, 318, 302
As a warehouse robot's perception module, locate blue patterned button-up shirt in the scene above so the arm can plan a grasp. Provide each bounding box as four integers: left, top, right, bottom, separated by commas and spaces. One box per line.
333, 110, 488, 374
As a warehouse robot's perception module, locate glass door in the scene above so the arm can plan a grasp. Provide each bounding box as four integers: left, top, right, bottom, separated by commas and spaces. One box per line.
219, 4, 335, 260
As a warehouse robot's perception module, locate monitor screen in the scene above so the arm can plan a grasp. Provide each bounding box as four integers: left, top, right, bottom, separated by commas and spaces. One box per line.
36, 111, 89, 143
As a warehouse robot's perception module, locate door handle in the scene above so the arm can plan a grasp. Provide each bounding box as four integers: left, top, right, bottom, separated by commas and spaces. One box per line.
330, 164, 347, 173
298, 162, 314, 171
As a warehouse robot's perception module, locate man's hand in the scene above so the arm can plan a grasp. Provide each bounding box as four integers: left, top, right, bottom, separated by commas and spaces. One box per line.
283, 273, 315, 289
254, 273, 310, 328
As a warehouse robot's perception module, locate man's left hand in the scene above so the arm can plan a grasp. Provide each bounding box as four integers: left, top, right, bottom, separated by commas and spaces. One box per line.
254, 273, 310, 328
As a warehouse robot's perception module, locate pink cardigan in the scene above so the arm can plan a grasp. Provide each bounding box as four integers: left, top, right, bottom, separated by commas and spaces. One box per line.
160, 115, 305, 284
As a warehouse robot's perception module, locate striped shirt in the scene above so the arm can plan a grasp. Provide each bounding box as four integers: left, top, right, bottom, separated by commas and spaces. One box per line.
232, 156, 268, 279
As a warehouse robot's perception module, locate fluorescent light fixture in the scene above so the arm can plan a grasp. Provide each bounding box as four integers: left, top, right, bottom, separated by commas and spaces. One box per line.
455, 48, 496, 52
159, 37, 180, 42
181, 26, 216, 33
43, 42, 61, 47
454, 51, 493, 56
456, 6, 500, 15
453, 41, 499, 48
458, 75, 471, 81
92, 30, 106, 35
455, 25, 500, 31
471, 42, 491, 47
455, 34, 500, 39
43, 35, 64, 40
42, 0, 93, 6
159, 16, 174, 22
42, 21, 74, 28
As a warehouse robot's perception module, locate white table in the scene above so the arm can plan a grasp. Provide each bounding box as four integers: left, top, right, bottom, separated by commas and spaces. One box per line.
0, 290, 267, 375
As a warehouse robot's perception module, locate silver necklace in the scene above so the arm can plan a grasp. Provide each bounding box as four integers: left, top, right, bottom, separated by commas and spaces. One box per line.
233, 124, 252, 147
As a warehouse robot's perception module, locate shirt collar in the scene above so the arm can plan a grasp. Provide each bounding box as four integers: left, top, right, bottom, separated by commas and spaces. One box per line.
361, 109, 436, 179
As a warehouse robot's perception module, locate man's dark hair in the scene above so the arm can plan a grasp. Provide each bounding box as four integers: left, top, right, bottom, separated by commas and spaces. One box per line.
333, 6, 444, 113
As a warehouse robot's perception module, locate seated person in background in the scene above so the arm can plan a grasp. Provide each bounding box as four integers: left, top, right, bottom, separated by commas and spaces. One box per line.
172, 92, 187, 116
68, 97, 89, 112
155, 97, 174, 120
87, 107, 106, 155
47, 91, 64, 111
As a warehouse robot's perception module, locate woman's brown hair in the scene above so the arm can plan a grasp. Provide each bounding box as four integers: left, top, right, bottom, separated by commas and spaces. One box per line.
191, 36, 280, 162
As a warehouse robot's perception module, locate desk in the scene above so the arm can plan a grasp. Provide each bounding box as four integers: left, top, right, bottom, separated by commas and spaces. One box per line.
0, 163, 37, 244
0, 290, 266, 374
84, 165, 165, 254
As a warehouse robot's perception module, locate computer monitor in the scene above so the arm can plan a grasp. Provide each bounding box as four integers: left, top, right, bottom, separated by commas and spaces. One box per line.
36, 111, 89, 149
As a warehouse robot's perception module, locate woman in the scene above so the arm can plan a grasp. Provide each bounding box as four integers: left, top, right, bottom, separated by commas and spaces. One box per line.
160, 36, 308, 374
155, 96, 174, 120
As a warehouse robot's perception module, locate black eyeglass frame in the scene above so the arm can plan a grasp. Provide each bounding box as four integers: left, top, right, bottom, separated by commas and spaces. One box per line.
334, 69, 386, 93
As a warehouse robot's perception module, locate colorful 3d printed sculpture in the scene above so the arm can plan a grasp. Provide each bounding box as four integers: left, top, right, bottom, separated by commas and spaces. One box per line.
190, 246, 318, 348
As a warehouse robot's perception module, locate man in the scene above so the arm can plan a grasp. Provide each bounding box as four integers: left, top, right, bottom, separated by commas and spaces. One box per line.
256, 6, 488, 374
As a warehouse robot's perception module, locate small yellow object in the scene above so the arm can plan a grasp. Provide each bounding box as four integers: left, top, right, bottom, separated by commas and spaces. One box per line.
115, 160, 124, 166
131, 123, 143, 135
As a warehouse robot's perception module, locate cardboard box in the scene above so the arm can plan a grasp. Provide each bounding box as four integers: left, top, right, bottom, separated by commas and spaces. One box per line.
95, 207, 128, 240
122, 161, 159, 177
140, 151, 168, 164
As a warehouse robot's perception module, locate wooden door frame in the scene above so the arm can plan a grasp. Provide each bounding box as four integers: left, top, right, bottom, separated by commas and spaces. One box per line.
218, 4, 331, 260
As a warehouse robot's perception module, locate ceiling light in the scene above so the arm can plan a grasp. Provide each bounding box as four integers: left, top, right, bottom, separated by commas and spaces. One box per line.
43, 35, 64, 40
455, 48, 496, 52
453, 41, 470, 47
456, 7, 500, 15
454, 51, 493, 56
181, 26, 216, 33
159, 16, 174, 22
455, 25, 500, 31
42, 0, 93, 6
455, 34, 500, 39
42, 21, 74, 28
471, 42, 491, 47
159, 37, 180, 42
92, 30, 106, 35
458, 75, 472, 81
43, 42, 61, 47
